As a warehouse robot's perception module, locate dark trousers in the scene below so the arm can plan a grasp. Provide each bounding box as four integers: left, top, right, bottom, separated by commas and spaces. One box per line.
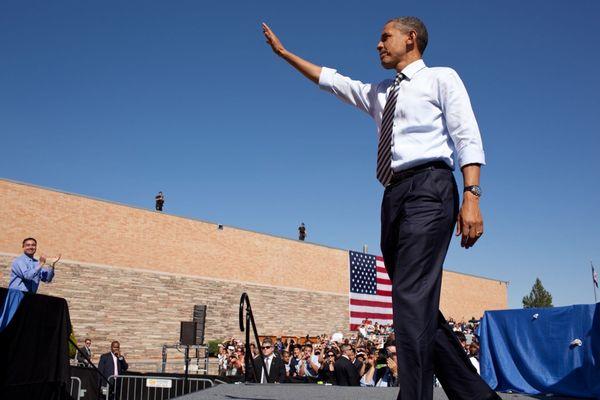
380, 164, 494, 400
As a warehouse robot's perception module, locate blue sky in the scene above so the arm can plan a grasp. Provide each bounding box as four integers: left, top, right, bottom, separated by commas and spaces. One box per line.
1, 1, 599, 309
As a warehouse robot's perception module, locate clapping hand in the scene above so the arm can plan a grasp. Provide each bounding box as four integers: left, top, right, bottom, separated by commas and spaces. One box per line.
49, 254, 61, 268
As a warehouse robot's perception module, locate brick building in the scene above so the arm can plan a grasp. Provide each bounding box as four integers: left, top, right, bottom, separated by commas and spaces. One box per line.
0, 178, 507, 363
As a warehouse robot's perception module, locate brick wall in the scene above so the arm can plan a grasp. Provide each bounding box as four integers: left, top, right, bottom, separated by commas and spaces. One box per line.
0, 179, 347, 294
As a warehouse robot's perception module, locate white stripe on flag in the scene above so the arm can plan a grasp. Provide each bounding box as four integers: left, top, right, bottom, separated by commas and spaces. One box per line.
377, 272, 392, 282
350, 293, 393, 303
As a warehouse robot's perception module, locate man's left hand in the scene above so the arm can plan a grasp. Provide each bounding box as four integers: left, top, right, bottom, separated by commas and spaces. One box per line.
49, 254, 61, 268
456, 193, 483, 249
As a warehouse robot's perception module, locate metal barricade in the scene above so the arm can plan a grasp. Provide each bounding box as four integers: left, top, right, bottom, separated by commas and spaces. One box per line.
105, 374, 216, 400
69, 376, 82, 400
123, 360, 221, 374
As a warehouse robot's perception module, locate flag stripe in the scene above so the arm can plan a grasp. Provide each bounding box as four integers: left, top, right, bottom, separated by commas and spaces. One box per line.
350, 305, 394, 314
350, 311, 394, 319
349, 251, 393, 331
350, 293, 394, 303
350, 298, 393, 308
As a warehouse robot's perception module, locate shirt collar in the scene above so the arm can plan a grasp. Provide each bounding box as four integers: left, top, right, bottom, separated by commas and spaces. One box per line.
20, 253, 37, 262
400, 59, 427, 80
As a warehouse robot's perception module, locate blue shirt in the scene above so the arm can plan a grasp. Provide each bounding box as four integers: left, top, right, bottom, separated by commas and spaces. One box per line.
8, 254, 54, 293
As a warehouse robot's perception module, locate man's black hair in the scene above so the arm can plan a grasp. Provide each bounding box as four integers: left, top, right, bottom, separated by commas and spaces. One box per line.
388, 16, 429, 54
22, 237, 37, 246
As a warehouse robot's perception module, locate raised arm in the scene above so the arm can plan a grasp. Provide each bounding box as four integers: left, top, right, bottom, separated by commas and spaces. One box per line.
262, 23, 321, 84
262, 23, 378, 116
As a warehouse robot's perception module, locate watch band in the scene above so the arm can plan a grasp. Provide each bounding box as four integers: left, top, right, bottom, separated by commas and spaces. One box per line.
464, 185, 482, 197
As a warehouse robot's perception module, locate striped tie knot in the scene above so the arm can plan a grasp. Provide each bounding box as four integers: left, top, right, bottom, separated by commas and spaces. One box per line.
376, 73, 405, 186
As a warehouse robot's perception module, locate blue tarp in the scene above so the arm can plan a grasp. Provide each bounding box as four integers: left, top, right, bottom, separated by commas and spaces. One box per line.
0, 288, 25, 332
479, 303, 600, 398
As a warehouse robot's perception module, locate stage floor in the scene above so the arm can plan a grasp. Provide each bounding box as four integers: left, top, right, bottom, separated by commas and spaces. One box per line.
175, 383, 583, 400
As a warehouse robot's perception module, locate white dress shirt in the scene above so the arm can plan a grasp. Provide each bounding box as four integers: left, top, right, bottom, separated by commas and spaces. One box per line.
111, 353, 119, 376
261, 354, 273, 383
318, 59, 485, 173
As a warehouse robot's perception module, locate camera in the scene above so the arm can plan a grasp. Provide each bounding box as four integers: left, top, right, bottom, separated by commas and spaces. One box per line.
376, 348, 389, 367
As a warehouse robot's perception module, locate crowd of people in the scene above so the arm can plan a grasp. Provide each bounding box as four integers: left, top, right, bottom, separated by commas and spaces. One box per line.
217, 318, 483, 386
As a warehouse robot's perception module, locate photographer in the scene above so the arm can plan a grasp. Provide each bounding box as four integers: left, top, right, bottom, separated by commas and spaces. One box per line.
297, 343, 320, 380
360, 352, 377, 387
225, 354, 244, 378
374, 345, 399, 387
318, 350, 337, 384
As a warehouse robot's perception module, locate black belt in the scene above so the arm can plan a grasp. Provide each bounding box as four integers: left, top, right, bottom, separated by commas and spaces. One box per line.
389, 161, 452, 184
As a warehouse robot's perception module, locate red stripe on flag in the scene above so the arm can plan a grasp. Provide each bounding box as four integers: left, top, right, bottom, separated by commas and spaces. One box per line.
377, 289, 392, 297
377, 277, 391, 285
350, 298, 393, 308
350, 311, 393, 319
376, 266, 388, 274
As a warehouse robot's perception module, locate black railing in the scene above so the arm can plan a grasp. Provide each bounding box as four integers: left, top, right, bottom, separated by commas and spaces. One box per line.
238, 293, 270, 383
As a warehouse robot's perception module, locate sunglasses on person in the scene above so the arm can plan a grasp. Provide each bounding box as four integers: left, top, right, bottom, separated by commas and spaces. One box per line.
261, 345, 272, 349
327, 353, 335, 357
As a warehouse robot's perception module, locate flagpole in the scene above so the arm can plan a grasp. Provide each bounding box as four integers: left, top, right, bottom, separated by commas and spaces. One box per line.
592, 261, 598, 303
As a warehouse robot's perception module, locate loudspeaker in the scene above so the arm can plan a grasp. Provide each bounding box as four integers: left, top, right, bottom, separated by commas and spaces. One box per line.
180, 321, 198, 346
192, 305, 207, 345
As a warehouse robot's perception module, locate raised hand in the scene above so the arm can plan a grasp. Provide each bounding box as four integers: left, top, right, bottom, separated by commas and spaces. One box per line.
49, 254, 62, 268
262, 22, 286, 56
39, 255, 47, 265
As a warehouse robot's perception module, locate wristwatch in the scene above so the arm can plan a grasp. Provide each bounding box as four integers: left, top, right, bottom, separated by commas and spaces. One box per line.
464, 185, 482, 197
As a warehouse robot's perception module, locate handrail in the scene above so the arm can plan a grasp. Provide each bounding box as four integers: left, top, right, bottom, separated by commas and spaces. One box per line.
238, 292, 269, 383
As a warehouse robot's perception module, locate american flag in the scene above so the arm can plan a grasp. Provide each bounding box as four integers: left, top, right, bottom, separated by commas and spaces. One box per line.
349, 251, 393, 331
593, 264, 599, 288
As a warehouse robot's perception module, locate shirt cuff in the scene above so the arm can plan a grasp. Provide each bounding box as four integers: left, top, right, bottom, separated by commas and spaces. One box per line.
318, 67, 337, 90
457, 148, 486, 168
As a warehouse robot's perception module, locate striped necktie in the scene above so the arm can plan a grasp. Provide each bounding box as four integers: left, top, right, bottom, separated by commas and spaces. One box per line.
376, 73, 404, 186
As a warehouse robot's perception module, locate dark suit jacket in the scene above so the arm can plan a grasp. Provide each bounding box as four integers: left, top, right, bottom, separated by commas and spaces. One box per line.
334, 356, 360, 386
97, 352, 128, 385
252, 355, 286, 383
76, 346, 93, 367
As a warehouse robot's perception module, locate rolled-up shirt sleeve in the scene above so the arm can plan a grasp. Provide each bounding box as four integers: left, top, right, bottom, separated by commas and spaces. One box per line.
41, 267, 54, 282
319, 67, 378, 117
439, 69, 486, 167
